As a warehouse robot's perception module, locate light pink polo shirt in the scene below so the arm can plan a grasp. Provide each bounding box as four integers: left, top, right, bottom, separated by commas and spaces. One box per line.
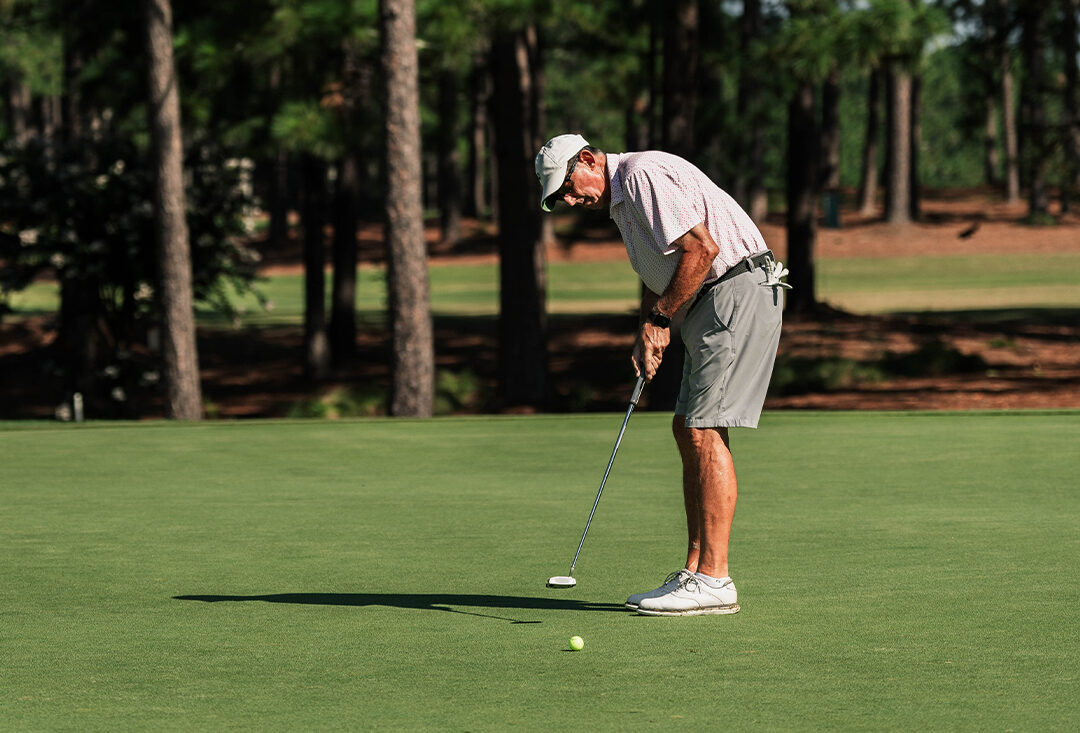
607, 151, 768, 296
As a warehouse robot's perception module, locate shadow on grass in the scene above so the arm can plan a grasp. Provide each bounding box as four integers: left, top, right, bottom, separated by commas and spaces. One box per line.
174, 593, 627, 624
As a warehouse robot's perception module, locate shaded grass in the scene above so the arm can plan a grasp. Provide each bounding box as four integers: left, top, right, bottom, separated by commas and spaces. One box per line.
770, 339, 991, 394
1, 412, 1077, 730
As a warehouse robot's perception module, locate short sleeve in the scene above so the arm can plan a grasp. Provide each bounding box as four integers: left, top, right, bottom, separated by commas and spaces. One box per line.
622, 168, 704, 254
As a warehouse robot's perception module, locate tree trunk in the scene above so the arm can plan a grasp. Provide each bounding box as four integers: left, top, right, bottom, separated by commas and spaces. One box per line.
858, 68, 881, 216
62, 29, 84, 148
984, 90, 1000, 188
662, 0, 698, 159
736, 0, 767, 221
1063, 0, 1080, 209
982, 8, 1001, 188
1021, 3, 1049, 217
786, 82, 818, 314
7, 77, 33, 145
884, 61, 912, 224
57, 16, 97, 412
820, 64, 841, 192
267, 63, 290, 250
491, 28, 547, 408
41, 94, 62, 147
466, 54, 489, 219
1001, 47, 1021, 202
381, 0, 434, 417
647, 10, 660, 149
524, 26, 555, 250
909, 73, 922, 221
300, 156, 330, 381
330, 153, 359, 360
820, 63, 841, 228
143, 0, 202, 420
437, 67, 463, 246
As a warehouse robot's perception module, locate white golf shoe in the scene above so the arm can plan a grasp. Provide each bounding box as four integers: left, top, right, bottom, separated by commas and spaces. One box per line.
635, 574, 740, 616
625, 569, 694, 610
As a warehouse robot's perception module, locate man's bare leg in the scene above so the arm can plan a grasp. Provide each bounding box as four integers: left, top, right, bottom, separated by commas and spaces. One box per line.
673, 415, 737, 579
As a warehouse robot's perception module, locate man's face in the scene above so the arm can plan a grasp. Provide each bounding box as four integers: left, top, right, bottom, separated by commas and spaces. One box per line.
550, 151, 608, 210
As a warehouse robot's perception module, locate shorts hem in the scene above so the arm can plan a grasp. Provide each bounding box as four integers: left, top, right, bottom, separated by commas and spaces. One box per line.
682, 415, 760, 429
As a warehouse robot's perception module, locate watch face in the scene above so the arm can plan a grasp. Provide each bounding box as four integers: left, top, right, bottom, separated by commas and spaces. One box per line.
650, 312, 671, 328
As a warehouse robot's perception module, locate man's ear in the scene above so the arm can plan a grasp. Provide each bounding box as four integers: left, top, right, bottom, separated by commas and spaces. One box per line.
579, 149, 598, 169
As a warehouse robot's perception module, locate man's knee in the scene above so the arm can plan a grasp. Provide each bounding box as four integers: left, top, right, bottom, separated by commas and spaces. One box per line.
672, 414, 692, 448
673, 416, 728, 452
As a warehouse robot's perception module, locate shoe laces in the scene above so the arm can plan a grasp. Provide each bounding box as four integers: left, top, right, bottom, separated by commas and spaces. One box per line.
664, 570, 685, 585
678, 575, 701, 593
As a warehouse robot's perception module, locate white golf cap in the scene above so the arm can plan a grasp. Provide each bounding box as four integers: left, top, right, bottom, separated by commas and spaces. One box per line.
535, 133, 590, 212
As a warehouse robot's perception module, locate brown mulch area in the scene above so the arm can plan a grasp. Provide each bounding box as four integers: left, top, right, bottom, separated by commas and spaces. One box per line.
2, 190, 1079, 419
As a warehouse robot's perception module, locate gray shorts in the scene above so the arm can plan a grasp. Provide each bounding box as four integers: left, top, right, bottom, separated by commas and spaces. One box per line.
675, 259, 784, 429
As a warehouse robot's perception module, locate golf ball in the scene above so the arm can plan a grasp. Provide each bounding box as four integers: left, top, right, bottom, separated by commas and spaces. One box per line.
569, 635, 584, 651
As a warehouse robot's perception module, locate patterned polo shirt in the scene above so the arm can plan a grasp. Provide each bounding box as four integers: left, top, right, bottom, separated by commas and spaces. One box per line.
607, 151, 768, 295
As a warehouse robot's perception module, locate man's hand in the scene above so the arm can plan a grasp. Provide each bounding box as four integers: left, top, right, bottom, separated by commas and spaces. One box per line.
633, 322, 671, 381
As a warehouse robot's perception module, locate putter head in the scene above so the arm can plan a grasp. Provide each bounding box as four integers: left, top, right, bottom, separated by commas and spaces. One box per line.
546, 575, 577, 589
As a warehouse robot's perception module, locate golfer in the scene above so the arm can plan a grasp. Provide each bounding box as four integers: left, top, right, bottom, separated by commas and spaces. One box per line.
536, 134, 788, 616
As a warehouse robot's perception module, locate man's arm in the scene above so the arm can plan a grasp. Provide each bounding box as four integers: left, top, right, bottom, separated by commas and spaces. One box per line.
654, 222, 721, 318
633, 223, 721, 380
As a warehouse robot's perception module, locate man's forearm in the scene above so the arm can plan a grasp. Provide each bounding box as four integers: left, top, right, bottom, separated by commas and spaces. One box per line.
653, 223, 720, 318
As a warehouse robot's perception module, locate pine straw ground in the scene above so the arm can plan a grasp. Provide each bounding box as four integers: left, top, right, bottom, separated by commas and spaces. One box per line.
2, 189, 1079, 418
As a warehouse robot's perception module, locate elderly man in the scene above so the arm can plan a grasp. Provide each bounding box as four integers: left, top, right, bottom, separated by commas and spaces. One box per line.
536, 134, 788, 616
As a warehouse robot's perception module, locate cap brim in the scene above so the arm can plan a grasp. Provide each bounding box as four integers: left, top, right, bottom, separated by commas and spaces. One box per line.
539, 180, 562, 212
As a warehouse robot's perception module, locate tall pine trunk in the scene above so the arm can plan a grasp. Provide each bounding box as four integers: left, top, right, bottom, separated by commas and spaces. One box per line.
1021, 3, 1049, 217
267, 63, 290, 250
857, 68, 881, 216
301, 156, 330, 381
992, 0, 1021, 205
820, 64, 841, 192
437, 68, 463, 246
143, 0, 202, 420
491, 27, 547, 408
982, 10, 1001, 188
662, 0, 698, 159
786, 82, 818, 315
380, 0, 434, 417
736, 0, 767, 221
466, 54, 489, 218
330, 153, 359, 360
7, 77, 32, 144
1063, 0, 1080, 209
58, 17, 101, 412
884, 60, 912, 224
909, 73, 922, 221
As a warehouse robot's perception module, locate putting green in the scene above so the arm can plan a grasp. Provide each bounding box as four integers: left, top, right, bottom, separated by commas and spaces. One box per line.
1, 411, 1077, 729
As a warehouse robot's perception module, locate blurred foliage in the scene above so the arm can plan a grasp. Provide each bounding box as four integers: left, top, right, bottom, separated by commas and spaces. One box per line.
0, 135, 259, 332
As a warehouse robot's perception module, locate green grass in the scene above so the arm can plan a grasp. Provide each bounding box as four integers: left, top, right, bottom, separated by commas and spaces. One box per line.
2, 412, 1078, 729
818, 253, 1080, 313
8, 252, 1078, 323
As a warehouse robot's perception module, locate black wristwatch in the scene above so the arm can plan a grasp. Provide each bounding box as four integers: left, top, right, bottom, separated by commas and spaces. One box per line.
647, 308, 671, 329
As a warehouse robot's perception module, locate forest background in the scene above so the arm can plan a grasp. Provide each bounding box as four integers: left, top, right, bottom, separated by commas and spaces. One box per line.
1, 0, 1078, 420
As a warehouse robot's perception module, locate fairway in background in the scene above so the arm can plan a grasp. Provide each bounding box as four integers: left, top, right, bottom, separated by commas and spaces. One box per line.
1, 412, 1078, 730
8, 252, 1079, 323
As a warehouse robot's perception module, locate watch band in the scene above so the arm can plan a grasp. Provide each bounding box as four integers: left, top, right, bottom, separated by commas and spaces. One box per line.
647, 309, 671, 328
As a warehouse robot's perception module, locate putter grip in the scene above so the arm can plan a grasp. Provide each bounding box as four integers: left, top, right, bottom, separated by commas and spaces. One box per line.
630, 376, 645, 407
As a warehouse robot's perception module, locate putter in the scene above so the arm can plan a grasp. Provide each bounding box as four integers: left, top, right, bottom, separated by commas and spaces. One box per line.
547, 375, 646, 589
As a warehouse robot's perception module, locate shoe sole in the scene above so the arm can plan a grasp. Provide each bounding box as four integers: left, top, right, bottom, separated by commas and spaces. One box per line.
624, 602, 639, 610
636, 603, 740, 617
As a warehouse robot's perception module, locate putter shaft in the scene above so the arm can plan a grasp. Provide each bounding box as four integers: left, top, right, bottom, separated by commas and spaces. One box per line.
568, 376, 646, 575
